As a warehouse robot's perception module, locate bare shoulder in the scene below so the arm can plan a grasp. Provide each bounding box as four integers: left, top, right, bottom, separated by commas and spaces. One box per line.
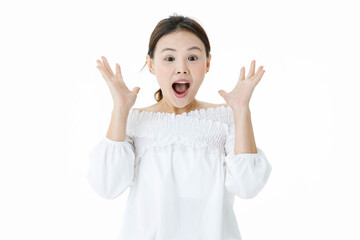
132, 107, 153, 112
132, 103, 159, 113
216, 103, 228, 108
199, 101, 228, 109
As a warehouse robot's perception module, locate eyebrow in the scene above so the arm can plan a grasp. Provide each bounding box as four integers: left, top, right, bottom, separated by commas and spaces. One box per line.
161, 46, 202, 52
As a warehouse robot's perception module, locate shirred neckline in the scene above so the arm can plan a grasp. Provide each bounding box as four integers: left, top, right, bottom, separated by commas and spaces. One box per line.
125, 105, 234, 156
130, 105, 231, 117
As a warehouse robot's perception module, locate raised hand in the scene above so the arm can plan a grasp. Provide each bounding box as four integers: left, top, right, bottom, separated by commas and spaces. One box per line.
218, 60, 265, 110
96, 56, 140, 109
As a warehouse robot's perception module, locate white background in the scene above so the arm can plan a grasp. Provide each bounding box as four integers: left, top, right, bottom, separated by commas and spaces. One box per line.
1, 0, 359, 239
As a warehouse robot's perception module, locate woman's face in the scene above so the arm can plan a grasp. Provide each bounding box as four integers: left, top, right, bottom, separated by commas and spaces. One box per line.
146, 30, 211, 108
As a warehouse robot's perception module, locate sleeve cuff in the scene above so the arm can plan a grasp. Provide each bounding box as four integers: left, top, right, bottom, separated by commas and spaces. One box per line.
104, 136, 131, 146
226, 147, 261, 159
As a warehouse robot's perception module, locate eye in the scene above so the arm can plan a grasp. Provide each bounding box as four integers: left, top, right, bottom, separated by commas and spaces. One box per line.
165, 57, 175, 61
188, 56, 198, 61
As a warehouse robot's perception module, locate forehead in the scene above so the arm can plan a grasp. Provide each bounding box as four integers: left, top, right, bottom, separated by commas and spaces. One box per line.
155, 30, 205, 51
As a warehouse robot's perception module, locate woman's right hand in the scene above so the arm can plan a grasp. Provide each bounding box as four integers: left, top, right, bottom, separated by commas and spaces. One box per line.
96, 56, 140, 110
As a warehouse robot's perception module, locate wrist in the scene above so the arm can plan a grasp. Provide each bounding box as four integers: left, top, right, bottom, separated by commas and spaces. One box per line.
113, 105, 130, 113
232, 105, 251, 113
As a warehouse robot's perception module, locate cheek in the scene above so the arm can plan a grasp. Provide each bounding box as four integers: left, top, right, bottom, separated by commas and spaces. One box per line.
154, 65, 172, 88
155, 64, 172, 76
193, 63, 207, 75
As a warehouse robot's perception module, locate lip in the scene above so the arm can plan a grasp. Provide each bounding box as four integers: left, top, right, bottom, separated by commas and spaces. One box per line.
173, 79, 191, 84
172, 79, 190, 98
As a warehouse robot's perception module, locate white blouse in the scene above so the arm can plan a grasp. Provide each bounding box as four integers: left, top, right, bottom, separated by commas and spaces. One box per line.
87, 105, 272, 240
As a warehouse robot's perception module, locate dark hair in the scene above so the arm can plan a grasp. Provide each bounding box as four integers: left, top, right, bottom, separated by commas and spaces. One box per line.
141, 13, 211, 102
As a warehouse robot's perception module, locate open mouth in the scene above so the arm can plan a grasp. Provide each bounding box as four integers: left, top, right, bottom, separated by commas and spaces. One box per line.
172, 82, 190, 95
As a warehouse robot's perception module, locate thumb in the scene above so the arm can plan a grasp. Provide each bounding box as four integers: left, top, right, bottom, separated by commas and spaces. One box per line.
218, 90, 227, 98
133, 87, 140, 94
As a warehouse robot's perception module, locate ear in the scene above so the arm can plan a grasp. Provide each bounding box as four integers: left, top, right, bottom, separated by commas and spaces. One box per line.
146, 55, 155, 75
206, 54, 211, 72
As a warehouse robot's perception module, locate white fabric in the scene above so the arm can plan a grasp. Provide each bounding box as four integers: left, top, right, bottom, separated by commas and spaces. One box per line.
87, 105, 272, 240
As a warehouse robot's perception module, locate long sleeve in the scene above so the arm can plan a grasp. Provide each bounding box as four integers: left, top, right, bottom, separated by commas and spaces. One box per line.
224, 120, 272, 199
87, 135, 136, 200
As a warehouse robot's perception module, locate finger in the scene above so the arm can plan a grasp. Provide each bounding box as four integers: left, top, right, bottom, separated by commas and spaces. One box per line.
239, 67, 245, 81
246, 60, 256, 79
101, 56, 115, 76
253, 66, 264, 79
218, 90, 227, 99
115, 63, 123, 80
96, 65, 111, 80
96, 59, 106, 70
97, 59, 112, 77
254, 69, 265, 82
132, 87, 141, 94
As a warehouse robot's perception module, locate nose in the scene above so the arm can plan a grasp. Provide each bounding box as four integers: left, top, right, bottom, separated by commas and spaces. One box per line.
176, 60, 188, 74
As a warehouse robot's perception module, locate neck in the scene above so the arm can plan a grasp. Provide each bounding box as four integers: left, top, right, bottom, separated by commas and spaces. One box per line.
157, 97, 201, 115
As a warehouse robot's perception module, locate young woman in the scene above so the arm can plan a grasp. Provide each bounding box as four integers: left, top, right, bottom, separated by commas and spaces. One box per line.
87, 14, 272, 240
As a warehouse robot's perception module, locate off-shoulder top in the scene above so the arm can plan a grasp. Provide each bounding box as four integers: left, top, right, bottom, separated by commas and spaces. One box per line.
87, 105, 272, 240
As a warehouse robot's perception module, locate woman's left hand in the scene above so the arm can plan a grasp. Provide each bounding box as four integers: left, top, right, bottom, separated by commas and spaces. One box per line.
218, 60, 265, 110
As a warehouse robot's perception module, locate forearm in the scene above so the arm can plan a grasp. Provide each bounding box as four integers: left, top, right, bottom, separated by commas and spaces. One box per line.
233, 106, 257, 154
106, 106, 130, 142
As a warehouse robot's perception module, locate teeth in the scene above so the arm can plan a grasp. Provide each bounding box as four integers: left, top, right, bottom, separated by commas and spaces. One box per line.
175, 81, 188, 84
